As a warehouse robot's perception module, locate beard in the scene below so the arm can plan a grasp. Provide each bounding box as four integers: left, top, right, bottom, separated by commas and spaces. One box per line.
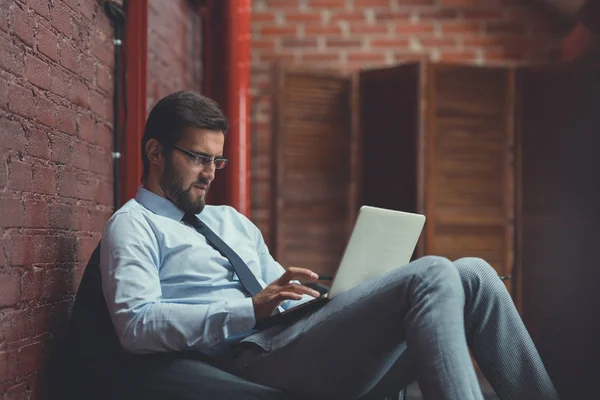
160, 159, 209, 215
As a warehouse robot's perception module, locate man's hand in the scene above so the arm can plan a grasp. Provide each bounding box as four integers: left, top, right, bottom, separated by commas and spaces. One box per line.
252, 267, 321, 321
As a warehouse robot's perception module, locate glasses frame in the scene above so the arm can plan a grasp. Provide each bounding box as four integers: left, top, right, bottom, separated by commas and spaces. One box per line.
172, 145, 228, 170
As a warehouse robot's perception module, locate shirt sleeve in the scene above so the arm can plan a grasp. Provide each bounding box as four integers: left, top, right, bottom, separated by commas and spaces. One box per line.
100, 212, 256, 355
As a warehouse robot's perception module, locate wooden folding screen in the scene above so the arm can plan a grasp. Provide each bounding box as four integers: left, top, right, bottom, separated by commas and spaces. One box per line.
270, 66, 353, 277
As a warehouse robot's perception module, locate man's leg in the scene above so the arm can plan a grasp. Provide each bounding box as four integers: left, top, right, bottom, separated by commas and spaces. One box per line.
223, 256, 483, 400
454, 257, 559, 400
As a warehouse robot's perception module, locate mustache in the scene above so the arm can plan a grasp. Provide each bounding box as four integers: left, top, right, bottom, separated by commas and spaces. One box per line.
193, 178, 210, 187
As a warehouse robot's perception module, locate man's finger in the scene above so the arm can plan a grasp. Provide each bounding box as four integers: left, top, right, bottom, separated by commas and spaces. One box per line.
280, 267, 319, 283
283, 283, 320, 298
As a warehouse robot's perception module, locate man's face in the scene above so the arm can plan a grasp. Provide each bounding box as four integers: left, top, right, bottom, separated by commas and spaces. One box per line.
160, 128, 225, 214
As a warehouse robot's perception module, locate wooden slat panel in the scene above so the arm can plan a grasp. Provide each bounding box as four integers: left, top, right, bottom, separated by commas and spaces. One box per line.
271, 65, 352, 275
427, 65, 514, 283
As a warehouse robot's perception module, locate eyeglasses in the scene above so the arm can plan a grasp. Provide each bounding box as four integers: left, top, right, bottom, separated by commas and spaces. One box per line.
172, 145, 228, 170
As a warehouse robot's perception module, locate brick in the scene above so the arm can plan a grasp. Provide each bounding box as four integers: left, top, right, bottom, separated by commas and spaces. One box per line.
10, 234, 76, 265
441, 22, 481, 33
97, 63, 112, 93
12, 6, 35, 47
49, 202, 73, 230
37, 23, 59, 61
260, 26, 297, 36
371, 38, 410, 47
331, 11, 366, 22
9, 160, 33, 193
0, 118, 26, 152
31, 302, 69, 335
25, 55, 51, 90
0, 157, 6, 191
51, 3, 72, 37
0, 197, 24, 227
21, 268, 44, 301
50, 134, 73, 164
285, 12, 322, 22
90, 147, 111, 176
0, 0, 8, 33
90, 209, 112, 228
395, 23, 435, 34
77, 114, 95, 142
97, 179, 113, 205
56, 106, 77, 135
251, 12, 276, 22
76, 236, 99, 262
74, 205, 91, 231
260, 52, 295, 63
355, 0, 390, 6
60, 40, 79, 74
18, 342, 43, 375
97, 123, 111, 148
29, 0, 51, 19
8, 84, 35, 119
78, 175, 99, 201
347, 52, 386, 62
72, 142, 90, 170
0, 36, 25, 76
374, 10, 410, 21
42, 268, 69, 300
26, 129, 51, 160
0, 349, 20, 384
419, 8, 460, 20
91, 37, 113, 67
0, 76, 7, 110
326, 38, 362, 48
0, 309, 30, 343
32, 164, 56, 195
349, 23, 388, 34
24, 198, 49, 228
81, 0, 97, 21
252, 39, 275, 50
80, 55, 95, 83
309, 0, 347, 8
419, 37, 458, 47
36, 95, 58, 128
72, 16, 91, 47
304, 25, 342, 35
5, 382, 27, 400
265, 0, 303, 7
56, 169, 78, 198
442, 0, 477, 5
301, 53, 340, 62
281, 38, 318, 48
50, 65, 71, 99
70, 79, 90, 109
0, 271, 20, 307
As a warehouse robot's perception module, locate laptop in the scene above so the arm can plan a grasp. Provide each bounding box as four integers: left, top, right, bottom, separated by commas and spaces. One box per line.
254, 205, 426, 330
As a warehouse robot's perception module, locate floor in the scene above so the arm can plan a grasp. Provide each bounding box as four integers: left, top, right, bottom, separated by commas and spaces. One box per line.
404, 371, 499, 400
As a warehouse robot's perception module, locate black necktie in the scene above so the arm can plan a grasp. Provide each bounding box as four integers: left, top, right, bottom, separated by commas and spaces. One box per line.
182, 213, 263, 297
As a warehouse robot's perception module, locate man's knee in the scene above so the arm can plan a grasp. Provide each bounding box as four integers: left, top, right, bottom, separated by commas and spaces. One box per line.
417, 255, 463, 294
453, 257, 506, 294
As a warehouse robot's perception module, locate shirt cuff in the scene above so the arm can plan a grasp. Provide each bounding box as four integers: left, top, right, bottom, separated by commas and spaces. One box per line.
225, 297, 257, 337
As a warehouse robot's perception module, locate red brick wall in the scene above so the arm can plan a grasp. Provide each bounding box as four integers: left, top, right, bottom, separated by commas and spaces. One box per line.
147, 0, 203, 112
249, 0, 564, 237
0, 0, 114, 397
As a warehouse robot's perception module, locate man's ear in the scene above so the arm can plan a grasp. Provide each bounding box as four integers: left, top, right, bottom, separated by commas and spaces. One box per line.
146, 139, 164, 168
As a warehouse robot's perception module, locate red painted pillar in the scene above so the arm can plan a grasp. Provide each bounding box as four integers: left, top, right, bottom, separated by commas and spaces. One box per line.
121, 0, 148, 205
223, 0, 252, 217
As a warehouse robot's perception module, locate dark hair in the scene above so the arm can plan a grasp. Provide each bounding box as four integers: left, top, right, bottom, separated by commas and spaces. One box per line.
141, 91, 229, 180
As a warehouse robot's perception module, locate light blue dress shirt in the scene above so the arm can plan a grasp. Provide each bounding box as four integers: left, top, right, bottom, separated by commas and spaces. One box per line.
100, 187, 311, 357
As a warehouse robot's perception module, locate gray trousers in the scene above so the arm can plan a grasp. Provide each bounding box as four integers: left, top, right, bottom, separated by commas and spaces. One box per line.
222, 256, 559, 400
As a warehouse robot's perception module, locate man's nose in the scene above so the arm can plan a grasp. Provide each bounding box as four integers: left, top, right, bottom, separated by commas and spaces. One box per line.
201, 163, 216, 181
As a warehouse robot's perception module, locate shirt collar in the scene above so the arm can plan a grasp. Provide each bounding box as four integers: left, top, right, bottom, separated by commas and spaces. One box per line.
135, 186, 186, 222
